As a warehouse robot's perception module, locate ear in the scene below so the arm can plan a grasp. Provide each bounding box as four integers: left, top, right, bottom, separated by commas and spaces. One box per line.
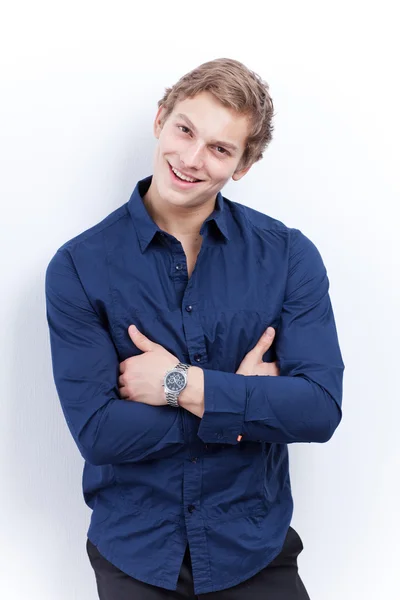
232, 163, 253, 182
154, 105, 168, 139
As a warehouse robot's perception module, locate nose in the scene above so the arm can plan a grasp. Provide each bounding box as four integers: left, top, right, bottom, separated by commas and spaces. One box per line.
180, 141, 205, 171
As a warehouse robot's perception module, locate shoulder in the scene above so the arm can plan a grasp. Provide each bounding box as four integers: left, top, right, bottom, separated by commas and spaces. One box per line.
56, 203, 130, 254
225, 196, 289, 233
46, 203, 131, 274
224, 196, 319, 254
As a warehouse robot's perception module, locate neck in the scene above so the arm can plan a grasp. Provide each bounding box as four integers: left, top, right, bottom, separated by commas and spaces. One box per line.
143, 178, 216, 239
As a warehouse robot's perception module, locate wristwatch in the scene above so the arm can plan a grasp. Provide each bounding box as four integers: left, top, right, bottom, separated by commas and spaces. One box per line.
163, 362, 190, 407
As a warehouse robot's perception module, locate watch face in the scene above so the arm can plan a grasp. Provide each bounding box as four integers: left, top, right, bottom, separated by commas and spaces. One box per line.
165, 370, 186, 392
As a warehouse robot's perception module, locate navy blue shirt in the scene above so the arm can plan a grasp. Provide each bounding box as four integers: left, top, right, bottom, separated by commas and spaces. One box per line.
45, 175, 344, 594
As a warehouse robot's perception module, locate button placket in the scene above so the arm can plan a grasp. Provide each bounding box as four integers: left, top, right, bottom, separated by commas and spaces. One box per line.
170, 238, 187, 279
180, 252, 207, 367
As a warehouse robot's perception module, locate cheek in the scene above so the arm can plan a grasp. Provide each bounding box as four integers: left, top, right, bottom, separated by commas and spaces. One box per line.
159, 129, 184, 152
211, 165, 232, 182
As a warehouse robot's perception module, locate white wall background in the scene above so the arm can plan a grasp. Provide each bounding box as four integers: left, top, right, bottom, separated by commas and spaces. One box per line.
1, 1, 399, 598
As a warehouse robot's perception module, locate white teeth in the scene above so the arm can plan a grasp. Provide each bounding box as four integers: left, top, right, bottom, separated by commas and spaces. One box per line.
171, 166, 198, 183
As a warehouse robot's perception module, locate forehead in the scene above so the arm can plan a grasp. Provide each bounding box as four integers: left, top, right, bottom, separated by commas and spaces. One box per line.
170, 91, 250, 149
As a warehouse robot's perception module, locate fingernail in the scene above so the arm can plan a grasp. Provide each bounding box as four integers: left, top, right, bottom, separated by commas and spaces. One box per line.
130, 324, 137, 333
264, 327, 273, 338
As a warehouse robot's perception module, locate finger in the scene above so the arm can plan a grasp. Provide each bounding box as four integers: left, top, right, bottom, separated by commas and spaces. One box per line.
128, 324, 157, 352
119, 361, 126, 374
119, 386, 129, 399
118, 375, 124, 386
263, 326, 275, 341
252, 327, 275, 359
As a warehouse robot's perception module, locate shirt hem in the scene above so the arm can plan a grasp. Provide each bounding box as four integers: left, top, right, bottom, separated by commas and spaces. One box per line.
87, 533, 181, 592
193, 542, 286, 595
88, 533, 287, 595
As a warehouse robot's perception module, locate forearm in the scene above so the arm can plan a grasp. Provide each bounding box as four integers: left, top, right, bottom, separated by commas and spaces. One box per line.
178, 362, 342, 444
75, 398, 185, 466
196, 367, 343, 445
91, 367, 203, 463
90, 366, 202, 464
242, 373, 342, 442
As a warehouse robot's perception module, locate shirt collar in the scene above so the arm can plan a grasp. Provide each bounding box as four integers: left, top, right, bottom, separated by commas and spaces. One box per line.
128, 175, 230, 253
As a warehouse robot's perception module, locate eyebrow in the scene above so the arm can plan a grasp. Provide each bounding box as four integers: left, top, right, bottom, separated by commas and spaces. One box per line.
175, 113, 239, 153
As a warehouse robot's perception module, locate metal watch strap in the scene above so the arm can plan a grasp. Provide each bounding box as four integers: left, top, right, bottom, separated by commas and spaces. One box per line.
165, 362, 190, 407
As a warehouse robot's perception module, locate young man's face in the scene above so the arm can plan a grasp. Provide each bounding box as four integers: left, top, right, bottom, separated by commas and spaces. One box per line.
152, 91, 253, 209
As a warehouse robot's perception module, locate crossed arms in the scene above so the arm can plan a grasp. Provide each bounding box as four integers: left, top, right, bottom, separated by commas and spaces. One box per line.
45, 229, 344, 466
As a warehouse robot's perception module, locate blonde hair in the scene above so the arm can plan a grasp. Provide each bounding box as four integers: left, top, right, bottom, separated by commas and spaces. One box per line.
157, 58, 274, 171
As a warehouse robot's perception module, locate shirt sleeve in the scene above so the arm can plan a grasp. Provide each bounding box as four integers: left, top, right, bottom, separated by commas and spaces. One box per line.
45, 248, 184, 466
197, 228, 345, 445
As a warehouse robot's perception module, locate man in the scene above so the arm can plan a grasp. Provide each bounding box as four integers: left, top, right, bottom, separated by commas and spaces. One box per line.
45, 58, 344, 599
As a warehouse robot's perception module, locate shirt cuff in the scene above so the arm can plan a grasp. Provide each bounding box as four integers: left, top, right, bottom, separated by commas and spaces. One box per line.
196, 369, 247, 444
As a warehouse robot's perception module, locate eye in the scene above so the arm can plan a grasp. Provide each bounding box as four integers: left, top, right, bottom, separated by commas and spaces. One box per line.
178, 125, 191, 134
215, 146, 229, 155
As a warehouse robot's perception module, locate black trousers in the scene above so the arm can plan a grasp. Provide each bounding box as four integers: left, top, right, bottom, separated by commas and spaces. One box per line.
86, 527, 310, 599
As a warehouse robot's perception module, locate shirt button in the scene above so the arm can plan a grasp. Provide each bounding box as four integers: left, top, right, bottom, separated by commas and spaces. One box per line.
194, 354, 202, 362
188, 504, 196, 513
190, 457, 198, 463
175, 264, 183, 270
185, 305, 193, 312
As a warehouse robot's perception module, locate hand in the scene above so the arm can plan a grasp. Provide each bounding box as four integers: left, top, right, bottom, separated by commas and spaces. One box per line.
118, 325, 178, 405
236, 327, 279, 377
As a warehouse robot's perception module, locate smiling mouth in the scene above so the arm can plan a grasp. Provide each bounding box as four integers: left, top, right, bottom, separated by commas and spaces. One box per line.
168, 162, 203, 183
